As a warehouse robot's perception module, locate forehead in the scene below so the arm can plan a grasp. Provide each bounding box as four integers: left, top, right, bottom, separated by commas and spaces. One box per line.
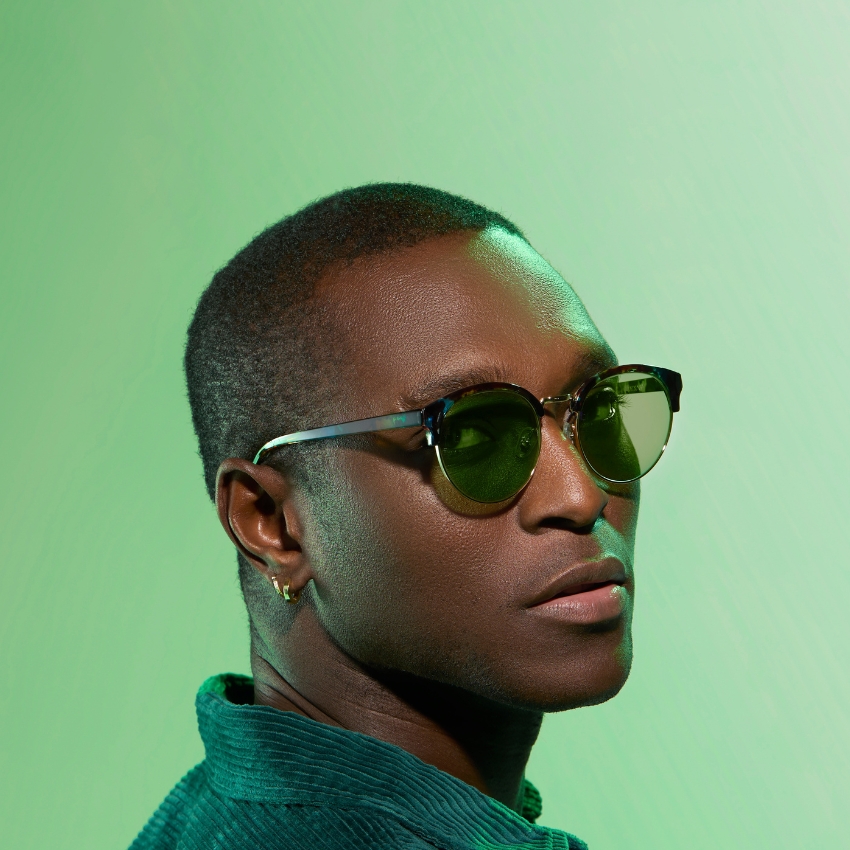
319, 228, 614, 410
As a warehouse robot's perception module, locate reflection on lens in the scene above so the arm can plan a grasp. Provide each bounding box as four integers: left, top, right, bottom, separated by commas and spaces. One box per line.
438, 390, 541, 502
577, 372, 672, 482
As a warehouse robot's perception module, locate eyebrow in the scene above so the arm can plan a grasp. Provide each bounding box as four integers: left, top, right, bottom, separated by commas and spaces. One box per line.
399, 346, 617, 410
566, 346, 619, 388
399, 363, 515, 410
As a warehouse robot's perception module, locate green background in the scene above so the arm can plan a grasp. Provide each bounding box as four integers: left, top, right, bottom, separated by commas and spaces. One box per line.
2, 3, 847, 847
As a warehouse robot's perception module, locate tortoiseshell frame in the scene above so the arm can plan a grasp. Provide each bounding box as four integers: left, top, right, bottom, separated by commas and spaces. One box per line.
567, 364, 681, 484
253, 364, 682, 499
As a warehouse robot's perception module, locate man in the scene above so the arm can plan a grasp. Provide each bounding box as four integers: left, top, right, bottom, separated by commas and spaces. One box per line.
131, 183, 681, 849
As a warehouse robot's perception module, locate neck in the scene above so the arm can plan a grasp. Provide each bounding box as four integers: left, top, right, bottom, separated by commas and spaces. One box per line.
250, 611, 543, 812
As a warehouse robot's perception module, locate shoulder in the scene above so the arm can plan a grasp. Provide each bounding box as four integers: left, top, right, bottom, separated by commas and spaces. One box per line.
128, 764, 437, 850
128, 763, 209, 850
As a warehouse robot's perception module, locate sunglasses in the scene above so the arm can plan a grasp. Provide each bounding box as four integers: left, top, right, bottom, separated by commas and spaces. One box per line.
254, 364, 682, 504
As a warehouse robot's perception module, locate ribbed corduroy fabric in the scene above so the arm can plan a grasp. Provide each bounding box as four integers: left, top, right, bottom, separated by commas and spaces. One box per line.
129, 674, 588, 850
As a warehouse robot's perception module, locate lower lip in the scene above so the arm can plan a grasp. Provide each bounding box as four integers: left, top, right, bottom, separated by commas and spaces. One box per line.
530, 583, 627, 624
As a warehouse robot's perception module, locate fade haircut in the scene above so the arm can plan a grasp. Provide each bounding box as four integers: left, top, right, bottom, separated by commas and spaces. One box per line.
185, 182, 524, 500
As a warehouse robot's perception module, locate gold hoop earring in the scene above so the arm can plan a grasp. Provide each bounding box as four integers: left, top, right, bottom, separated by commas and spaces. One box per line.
272, 575, 301, 605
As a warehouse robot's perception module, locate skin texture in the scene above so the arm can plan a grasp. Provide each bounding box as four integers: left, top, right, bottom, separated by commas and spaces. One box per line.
216, 228, 639, 812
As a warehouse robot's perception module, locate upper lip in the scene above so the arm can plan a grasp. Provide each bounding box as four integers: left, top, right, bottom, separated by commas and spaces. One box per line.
528, 556, 627, 607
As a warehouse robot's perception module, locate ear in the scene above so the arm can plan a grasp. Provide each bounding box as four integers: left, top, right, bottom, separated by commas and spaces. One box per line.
214, 458, 312, 597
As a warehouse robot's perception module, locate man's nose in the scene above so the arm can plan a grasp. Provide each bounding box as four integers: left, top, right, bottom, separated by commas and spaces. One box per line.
518, 416, 608, 531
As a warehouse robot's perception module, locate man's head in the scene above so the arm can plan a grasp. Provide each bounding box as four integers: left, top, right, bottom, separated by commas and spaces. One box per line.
186, 183, 638, 713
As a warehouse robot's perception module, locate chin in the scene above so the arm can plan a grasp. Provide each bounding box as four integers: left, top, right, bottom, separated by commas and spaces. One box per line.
497, 629, 635, 713
534, 668, 631, 713
564, 668, 631, 710
557, 635, 633, 711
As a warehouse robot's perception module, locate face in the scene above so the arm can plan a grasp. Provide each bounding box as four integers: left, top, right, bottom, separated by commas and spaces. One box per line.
291, 228, 638, 712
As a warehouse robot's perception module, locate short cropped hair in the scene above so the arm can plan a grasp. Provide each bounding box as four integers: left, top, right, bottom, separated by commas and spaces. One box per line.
184, 183, 525, 500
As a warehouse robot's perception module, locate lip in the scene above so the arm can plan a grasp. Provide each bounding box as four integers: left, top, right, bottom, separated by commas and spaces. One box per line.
527, 556, 629, 624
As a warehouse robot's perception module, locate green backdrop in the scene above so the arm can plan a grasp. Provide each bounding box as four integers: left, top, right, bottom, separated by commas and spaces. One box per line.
2, 3, 847, 847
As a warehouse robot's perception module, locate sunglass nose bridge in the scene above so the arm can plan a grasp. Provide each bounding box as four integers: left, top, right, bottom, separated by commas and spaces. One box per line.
540, 395, 575, 442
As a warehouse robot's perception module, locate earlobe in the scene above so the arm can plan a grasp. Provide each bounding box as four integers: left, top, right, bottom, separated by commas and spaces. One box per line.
214, 458, 310, 595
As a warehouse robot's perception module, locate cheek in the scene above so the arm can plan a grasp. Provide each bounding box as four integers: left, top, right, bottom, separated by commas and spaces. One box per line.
301, 449, 513, 669
602, 482, 640, 556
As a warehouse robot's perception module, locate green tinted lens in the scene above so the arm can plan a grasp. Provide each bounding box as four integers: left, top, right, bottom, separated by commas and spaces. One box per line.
577, 372, 672, 482
437, 390, 541, 502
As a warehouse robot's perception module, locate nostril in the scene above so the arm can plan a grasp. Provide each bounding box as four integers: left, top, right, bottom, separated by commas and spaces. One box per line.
537, 515, 600, 533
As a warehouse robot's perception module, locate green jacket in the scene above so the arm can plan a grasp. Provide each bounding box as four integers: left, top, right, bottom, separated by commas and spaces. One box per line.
129, 673, 587, 850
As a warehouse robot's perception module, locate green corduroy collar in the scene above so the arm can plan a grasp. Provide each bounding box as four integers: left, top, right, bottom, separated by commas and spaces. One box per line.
196, 673, 563, 850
